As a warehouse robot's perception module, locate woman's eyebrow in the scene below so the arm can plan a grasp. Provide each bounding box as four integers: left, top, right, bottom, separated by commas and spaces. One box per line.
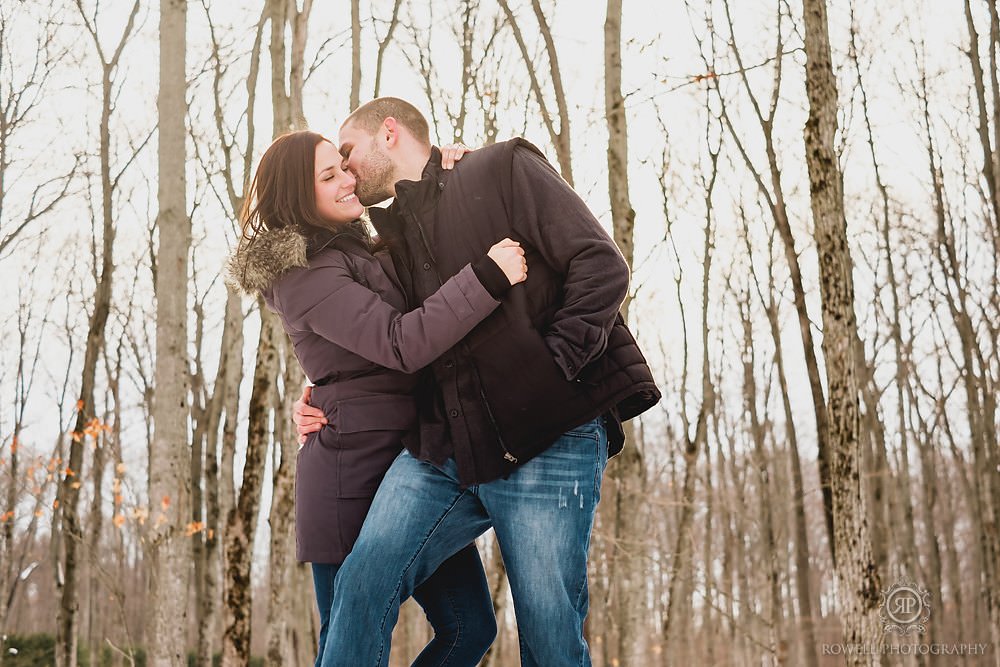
318, 164, 338, 176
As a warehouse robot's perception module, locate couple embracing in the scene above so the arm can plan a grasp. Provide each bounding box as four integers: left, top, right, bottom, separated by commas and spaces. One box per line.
229, 96, 660, 667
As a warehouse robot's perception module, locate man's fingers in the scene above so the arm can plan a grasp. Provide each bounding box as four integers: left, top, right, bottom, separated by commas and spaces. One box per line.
293, 402, 325, 417
294, 384, 321, 444
296, 421, 324, 437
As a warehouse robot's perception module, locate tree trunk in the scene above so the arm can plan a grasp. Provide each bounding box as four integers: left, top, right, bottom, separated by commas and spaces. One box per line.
496, 0, 573, 184
263, 2, 310, 661
265, 343, 304, 666
86, 412, 108, 667
350, 0, 361, 110
600, 1, 645, 661
800, 0, 881, 660
964, 0, 1000, 234
373, 0, 403, 98
222, 306, 281, 666
919, 31, 1000, 657
758, 258, 819, 667
56, 3, 140, 662
741, 299, 786, 665
191, 308, 209, 667
717, 0, 836, 564
146, 1, 191, 664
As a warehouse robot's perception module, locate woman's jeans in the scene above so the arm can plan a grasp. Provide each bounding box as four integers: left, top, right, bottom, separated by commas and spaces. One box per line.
320, 417, 608, 667
311, 542, 495, 667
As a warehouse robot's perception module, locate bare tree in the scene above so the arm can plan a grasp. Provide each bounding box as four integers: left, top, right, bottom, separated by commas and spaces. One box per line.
190, 4, 265, 661
960, 1, 1000, 652
221, 0, 313, 663
221, 301, 279, 666
703, 0, 838, 566
373, 0, 405, 98
145, 0, 192, 664
0, 3, 75, 260
265, 345, 307, 667
351, 0, 361, 110
801, 0, 882, 660
0, 265, 56, 665
267, 4, 311, 663
661, 110, 717, 662
496, 0, 574, 184
747, 224, 820, 667
55, 3, 141, 664
596, 1, 647, 662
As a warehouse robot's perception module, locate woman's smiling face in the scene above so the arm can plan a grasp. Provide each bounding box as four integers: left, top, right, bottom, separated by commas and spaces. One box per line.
314, 139, 365, 224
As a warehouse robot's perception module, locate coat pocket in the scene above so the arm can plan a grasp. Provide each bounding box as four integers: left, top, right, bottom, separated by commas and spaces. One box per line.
331, 394, 417, 498
333, 393, 418, 434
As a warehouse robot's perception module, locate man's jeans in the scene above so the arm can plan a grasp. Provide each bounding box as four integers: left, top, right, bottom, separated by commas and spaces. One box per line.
311, 543, 494, 667
320, 417, 609, 667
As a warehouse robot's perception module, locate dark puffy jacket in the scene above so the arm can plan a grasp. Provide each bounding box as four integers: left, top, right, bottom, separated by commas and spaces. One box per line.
228, 225, 500, 563
369, 140, 661, 486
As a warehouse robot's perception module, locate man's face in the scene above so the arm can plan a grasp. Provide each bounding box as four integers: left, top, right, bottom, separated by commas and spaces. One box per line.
338, 123, 396, 206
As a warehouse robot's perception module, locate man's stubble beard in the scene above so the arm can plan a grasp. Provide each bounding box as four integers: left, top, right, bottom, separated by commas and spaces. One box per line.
354, 144, 396, 206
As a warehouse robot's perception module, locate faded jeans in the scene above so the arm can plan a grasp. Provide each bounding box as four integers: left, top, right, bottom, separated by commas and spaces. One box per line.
311, 543, 495, 667
319, 417, 608, 667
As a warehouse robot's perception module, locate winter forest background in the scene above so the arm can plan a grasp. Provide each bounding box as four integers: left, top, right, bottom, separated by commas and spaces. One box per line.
1, 0, 999, 665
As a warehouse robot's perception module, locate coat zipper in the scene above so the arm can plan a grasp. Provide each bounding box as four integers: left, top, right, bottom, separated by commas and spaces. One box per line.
476, 376, 518, 464
410, 212, 518, 465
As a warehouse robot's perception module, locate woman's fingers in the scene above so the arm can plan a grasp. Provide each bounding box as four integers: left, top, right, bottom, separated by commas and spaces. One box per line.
441, 142, 471, 169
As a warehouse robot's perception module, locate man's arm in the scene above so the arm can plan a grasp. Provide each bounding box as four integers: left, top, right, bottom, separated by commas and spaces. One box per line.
507, 141, 629, 380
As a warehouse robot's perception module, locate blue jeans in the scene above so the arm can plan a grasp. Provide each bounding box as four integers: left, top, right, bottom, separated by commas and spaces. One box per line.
312, 543, 495, 667
320, 417, 608, 667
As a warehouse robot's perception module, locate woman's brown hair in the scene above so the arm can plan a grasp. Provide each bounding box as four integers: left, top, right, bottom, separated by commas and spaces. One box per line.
240, 130, 341, 241
239, 129, 374, 261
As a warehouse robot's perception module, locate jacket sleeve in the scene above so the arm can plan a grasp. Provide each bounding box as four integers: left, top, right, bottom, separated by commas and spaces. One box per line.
274, 254, 501, 373
506, 142, 630, 380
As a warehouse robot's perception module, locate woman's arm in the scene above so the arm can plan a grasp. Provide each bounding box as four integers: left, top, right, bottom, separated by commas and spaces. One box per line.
276, 241, 524, 374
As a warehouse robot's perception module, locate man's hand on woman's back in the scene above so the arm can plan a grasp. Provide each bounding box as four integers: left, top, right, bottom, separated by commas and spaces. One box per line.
293, 385, 327, 444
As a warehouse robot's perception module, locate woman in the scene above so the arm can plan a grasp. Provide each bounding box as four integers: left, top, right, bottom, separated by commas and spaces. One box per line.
228, 130, 526, 666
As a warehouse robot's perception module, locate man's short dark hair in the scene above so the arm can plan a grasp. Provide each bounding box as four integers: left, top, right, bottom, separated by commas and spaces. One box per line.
343, 97, 431, 146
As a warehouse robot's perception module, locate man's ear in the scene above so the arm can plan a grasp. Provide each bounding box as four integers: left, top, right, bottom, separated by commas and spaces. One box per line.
383, 117, 398, 148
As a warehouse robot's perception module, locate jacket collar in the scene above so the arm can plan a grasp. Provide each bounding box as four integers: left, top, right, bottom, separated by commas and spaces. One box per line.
226, 221, 370, 294
392, 146, 450, 214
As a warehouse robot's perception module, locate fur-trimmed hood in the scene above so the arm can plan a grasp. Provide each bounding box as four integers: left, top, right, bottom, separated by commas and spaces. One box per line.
226, 221, 372, 295
226, 226, 309, 295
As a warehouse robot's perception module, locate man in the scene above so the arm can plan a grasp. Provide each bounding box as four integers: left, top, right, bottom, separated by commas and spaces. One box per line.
295, 97, 660, 667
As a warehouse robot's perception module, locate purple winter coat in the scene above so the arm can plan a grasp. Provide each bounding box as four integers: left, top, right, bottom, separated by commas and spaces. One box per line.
229, 225, 501, 563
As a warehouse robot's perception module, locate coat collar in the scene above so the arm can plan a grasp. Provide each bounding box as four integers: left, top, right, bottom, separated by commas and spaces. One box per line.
226, 221, 370, 294
393, 146, 451, 213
